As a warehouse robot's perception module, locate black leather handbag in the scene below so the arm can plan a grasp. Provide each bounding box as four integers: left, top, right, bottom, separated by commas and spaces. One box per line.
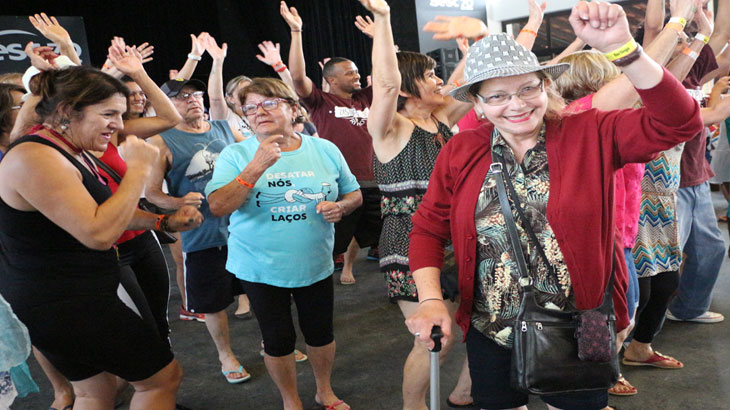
489, 146, 620, 395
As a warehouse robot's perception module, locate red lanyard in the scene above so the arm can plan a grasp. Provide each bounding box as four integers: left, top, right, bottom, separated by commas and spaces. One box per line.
31, 125, 107, 186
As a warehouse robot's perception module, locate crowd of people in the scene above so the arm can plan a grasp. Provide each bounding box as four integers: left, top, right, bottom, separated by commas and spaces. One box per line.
1, 0, 730, 409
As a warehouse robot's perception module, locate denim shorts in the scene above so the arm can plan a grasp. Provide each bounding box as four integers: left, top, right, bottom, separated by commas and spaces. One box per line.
465, 327, 609, 410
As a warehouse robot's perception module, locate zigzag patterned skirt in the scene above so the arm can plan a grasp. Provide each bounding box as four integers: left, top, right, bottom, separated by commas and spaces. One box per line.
631, 145, 684, 278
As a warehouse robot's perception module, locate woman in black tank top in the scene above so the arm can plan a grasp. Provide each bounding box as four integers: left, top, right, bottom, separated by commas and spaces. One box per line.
0, 66, 202, 410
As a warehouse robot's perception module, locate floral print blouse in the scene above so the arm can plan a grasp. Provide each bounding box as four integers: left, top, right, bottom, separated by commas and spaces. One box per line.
471, 127, 574, 348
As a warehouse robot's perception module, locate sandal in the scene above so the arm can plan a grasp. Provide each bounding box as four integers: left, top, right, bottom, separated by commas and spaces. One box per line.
608, 375, 637, 396
317, 399, 350, 410
622, 351, 683, 369
221, 365, 251, 384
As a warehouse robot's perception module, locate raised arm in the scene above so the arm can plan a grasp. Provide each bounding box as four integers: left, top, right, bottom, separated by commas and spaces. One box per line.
29, 13, 81, 65
204, 34, 229, 122
515, 0, 545, 50
642, 0, 665, 46
256, 41, 294, 89
107, 42, 182, 139
665, 2, 713, 84
177, 33, 208, 80
144, 136, 205, 210
359, 1, 400, 149
709, 0, 730, 55
281, 1, 314, 98
585, 0, 696, 110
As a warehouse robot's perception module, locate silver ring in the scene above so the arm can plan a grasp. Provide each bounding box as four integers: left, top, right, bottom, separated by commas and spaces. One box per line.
415, 332, 420, 337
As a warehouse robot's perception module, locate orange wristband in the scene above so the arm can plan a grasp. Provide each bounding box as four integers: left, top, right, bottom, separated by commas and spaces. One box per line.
154, 214, 165, 231
235, 176, 255, 188
683, 47, 699, 61
665, 22, 684, 33
520, 29, 537, 37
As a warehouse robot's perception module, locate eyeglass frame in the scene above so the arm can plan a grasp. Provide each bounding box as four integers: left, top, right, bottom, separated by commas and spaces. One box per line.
172, 91, 205, 100
474, 79, 544, 106
241, 98, 294, 117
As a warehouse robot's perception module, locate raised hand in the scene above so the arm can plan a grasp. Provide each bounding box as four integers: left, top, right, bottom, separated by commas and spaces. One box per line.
456, 37, 470, 56
358, 0, 390, 15
318, 58, 331, 92
133, 42, 154, 64
169, 69, 180, 80
569, 1, 632, 53
694, 2, 714, 37
423, 16, 488, 40
527, 0, 547, 23
108, 43, 144, 75
24, 42, 58, 71
354, 15, 375, 38
190, 32, 209, 57
255, 41, 283, 66
204, 34, 227, 61
280, 1, 303, 31
670, 0, 697, 22
29, 13, 71, 45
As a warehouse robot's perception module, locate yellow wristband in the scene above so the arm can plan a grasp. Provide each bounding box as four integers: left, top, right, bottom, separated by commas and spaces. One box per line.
695, 33, 710, 44
668, 16, 687, 28
604, 39, 638, 62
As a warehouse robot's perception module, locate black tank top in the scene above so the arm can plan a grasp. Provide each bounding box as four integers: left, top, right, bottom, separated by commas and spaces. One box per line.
0, 135, 120, 308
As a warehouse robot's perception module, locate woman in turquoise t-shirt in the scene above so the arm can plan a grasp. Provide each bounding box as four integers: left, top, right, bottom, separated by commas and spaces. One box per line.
206, 78, 361, 410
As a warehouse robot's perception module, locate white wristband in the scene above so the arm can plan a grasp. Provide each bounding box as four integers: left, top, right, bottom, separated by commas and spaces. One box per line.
668, 16, 687, 28
695, 33, 710, 44
187, 53, 202, 61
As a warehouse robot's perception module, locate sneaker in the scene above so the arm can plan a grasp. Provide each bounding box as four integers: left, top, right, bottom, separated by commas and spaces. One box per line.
179, 305, 206, 322
666, 310, 724, 323
333, 254, 344, 271
367, 247, 380, 261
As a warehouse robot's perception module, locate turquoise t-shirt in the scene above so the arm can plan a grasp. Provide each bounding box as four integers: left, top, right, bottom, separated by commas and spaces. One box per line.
205, 134, 359, 287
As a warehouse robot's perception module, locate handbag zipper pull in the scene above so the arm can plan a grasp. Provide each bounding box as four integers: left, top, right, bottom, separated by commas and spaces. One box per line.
521, 321, 527, 332
536, 322, 542, 331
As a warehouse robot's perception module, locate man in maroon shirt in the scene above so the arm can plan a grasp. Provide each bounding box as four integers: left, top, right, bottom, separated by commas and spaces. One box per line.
282, 2, 381, 284
667, 44, 726, 324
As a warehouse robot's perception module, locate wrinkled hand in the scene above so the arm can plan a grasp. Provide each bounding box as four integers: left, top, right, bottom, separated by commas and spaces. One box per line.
316, 201, 344, 222
108, 43, 144, 75
280, 1, 303, 31
255, 41, 283, 66
670, 0, 698, 22
252, 134, 284, 171
120, 136, 160, 172
133, 42, 154, 64
354, 15, 375, 38
569, 1, 632, 53
190, 32, 209, 57
423, 16, 488, 40
29, 13, 71, 45
167, 205, 204, 232
405, 299, 452, 350
179, 192, 204, 208
204, 34, 227, 61
694, 2, 714, 37
24, 42, 58, 71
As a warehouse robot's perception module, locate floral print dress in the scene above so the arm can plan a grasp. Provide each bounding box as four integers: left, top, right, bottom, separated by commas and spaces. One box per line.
374, 120, 452, 302
472, 128, 574, 347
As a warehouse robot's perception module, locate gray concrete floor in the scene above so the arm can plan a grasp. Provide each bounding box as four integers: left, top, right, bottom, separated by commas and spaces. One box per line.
12, 191, 730, 409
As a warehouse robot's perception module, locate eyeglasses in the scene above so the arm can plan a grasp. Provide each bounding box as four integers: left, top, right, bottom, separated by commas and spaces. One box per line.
241, 98, 289, 117
173, 91, 204, 100
475, 80, 544, 106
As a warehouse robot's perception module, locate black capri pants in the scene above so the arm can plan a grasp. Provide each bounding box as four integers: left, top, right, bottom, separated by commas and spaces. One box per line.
241, 275, 334, 357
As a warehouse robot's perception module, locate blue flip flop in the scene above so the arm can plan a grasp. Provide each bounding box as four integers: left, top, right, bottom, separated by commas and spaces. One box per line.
221, 366, 251, 384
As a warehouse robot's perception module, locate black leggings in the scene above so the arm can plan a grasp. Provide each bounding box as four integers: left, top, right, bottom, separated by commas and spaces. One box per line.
633, 270, 680, 343
241, 275, 334, 357
117, 231, 171, 345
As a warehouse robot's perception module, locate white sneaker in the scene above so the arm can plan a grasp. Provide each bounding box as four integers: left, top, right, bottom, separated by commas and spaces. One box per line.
666, 310, 724, 323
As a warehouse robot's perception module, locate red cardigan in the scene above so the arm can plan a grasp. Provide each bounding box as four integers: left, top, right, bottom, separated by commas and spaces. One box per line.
409, 68, 703, 336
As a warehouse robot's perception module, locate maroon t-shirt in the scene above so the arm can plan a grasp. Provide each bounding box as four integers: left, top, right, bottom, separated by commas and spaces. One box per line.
301, 86, 374, 183
680, 45, 718, 187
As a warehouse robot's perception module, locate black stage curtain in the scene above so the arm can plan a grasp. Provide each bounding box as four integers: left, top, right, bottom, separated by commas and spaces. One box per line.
5, 0, 419, 89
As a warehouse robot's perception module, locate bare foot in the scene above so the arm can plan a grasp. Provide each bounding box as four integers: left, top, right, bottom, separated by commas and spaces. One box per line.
339, 273, 356, 285
315, 394, 350, 410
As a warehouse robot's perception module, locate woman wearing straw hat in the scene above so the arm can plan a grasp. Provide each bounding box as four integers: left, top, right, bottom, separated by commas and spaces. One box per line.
404, 1, 703, 409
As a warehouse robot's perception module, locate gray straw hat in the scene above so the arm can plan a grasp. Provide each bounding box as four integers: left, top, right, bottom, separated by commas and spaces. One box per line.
450, 33, 570, 102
